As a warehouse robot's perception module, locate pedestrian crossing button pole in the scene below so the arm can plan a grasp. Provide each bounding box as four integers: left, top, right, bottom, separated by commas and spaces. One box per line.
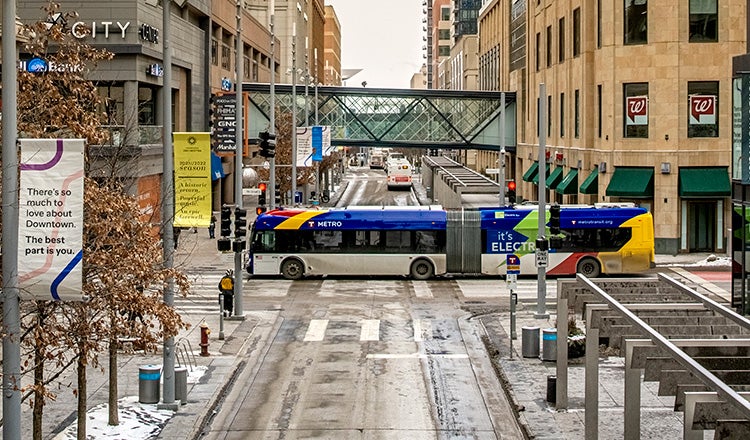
506, 254, 520, 358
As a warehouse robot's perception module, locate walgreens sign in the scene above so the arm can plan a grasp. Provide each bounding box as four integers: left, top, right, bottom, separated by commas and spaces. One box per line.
626, 96, 648, 126
689, 94, 716, 125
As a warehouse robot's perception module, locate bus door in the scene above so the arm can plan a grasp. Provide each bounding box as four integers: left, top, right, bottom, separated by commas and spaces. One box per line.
446, 210, 481, 274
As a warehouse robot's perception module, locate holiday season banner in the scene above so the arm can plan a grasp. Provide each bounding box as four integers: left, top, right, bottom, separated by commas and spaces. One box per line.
18, 138, 84, 301
173, 132, 212, 228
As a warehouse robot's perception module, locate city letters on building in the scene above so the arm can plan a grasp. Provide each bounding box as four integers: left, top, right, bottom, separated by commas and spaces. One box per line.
71, 20, 160, 43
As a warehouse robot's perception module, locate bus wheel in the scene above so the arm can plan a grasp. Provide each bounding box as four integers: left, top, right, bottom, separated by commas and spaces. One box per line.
577, 257, 601, 278
410, 259, 434, 280
281, 258, 304, 280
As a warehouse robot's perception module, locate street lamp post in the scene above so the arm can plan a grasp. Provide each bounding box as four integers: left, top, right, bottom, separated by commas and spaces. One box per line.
161, 0, 177, 408
2, 0, 22, 436
233, 0, 245, 318
269, 0, 276, 209
291, 22, 298, 204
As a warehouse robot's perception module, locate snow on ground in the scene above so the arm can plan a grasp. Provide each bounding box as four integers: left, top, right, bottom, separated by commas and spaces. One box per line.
53, 366, 207, 440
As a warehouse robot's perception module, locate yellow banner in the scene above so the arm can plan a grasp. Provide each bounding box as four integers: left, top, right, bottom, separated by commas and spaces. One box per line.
173, 132, 211, 227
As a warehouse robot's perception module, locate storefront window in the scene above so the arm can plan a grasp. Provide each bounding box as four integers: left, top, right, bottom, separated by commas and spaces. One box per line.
688, 81, 719, 138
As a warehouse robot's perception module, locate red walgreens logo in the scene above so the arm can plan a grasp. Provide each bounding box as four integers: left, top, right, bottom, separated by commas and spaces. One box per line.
626, 96, 648, 125
690, 95, 716, 124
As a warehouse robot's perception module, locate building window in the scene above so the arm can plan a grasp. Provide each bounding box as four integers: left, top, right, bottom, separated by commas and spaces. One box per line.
439, 29, 450, 40
98, 83, 125, 126
441, 6, 451, 21
624, 0, 648, 45
624, 82, 649, 138
535, 32, 540, 71
138, 85, 157, 125
573, 8, 581, 57
597, 84, 602, 138
546, 25, 552, 67
439, 45, 450, 56
252, 60, 259, 81
548, 95, 552, 137
560, 92, 565, 137
558, 17, 565, 62
688, 81, 719, 137
221, 43, 231, 69
211, 38, 218, 66
689, 0, 718, 42
573, 89, 581, 139
597, 0, 602, 48
244, 56, 251, 80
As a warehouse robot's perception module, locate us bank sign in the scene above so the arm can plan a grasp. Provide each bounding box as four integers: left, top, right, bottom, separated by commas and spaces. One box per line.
71, 21, 159, 44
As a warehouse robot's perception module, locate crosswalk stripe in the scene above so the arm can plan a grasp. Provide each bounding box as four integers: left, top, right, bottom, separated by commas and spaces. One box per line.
413, 319, 431, 342
412, 281, 433, 298
304, 319, 329, 342
360, 319, 380, 341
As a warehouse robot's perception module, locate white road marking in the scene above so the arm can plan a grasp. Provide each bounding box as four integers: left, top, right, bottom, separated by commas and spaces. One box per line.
303, 319, 329, 341
413, 319, 431, 342
366, 353, 468, 359
360, 319, 380, 341
412, 281, 433, 298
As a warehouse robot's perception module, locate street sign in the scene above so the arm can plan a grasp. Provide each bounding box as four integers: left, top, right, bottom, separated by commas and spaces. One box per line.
535, 250, 548, 268
243, 188, 261, 196
506, 254, 521, 274
506, 273, 518, 291
485, 168, 500, 174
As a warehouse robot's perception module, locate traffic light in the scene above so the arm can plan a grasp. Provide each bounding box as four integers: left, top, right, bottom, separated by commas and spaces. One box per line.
257, 182, 267, 215
234, 207, 247, 238
507, 181, 517, 204
275, 188, 281, 206
220, 206, 232, 237
217, 205, 233, 251
259, 131, 276, 158
549, 203, 561, 235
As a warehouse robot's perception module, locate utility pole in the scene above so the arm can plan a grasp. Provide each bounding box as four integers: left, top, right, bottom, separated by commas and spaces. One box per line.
3, 0, 22, 436
268, 0, 276, 209
536, 83, 549, 319
161, 0, 177, 408
233, 0, 245, 318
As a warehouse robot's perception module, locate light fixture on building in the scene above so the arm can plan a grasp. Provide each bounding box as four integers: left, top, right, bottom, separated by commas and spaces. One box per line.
660, 162, 671, 174
599, 162, 607, 173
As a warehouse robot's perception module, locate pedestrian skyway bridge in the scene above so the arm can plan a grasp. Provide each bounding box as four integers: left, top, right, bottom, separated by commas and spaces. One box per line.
244, 83, 515, 151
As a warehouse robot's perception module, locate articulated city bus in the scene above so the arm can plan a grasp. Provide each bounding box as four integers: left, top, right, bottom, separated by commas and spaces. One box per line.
246, 204, 655, 280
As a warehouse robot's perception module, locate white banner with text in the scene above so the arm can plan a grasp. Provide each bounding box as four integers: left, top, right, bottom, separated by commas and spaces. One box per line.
18, 139, 84, 301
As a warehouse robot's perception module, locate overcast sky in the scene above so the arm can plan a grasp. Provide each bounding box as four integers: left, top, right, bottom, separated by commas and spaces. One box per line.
325, 0, 424, 89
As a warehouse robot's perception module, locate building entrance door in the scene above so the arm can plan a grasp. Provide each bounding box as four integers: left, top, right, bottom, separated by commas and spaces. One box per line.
688, 201, 716, 252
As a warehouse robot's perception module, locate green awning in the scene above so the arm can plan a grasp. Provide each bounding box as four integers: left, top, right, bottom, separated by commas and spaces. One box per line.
546, 167, 564, 188
556, 169, 579, 195
579, 167, 598, 195
522, 162, 539, 182
531, 164, 551, 184
678, 167, 730, 197
605, 167, 654, 198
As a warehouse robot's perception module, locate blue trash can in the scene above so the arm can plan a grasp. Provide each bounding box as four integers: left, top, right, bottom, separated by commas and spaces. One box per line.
294, 191, 302, 204
138, 364, 161, 404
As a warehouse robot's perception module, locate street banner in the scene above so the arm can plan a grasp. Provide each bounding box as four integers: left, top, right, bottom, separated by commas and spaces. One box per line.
312, 125, 323, 162
296, 127, 313, 167
174, 132, 212, 228
297, 126, 332, 166
18, 138, 84, 301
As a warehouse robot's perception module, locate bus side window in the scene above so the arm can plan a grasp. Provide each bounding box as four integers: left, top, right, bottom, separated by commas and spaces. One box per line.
256, 231, 275, 252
